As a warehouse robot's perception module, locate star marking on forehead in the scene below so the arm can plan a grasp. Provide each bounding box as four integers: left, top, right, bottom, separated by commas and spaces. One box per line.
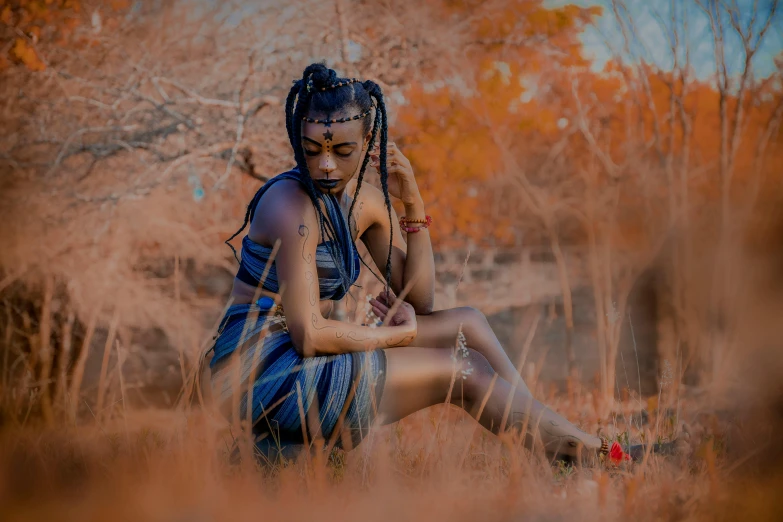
323, 129, 334, 141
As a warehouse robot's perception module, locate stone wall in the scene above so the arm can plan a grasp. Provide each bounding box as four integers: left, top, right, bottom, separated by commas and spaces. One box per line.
433, 247, 588, 313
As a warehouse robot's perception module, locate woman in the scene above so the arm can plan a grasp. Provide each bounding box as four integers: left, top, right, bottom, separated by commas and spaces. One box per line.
203, 63, 620, 464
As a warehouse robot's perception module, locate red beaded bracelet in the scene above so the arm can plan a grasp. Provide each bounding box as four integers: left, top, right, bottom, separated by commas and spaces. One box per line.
399, 215, 432, 229
402, 224, 425, 233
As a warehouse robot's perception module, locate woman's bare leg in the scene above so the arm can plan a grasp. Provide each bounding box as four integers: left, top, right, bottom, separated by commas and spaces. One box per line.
377, 346, 601, 458
413, 307, 529, 393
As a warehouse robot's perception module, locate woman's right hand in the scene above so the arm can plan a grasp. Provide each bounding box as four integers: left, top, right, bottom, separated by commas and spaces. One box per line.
370, 290, 417, 334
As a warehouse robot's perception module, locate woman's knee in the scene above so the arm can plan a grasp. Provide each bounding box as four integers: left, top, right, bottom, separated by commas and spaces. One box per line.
453, 306, 488, 338
458, 348, 496, 396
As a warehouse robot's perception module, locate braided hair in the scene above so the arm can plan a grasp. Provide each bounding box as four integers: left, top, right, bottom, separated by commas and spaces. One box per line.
226, 63, 395, 291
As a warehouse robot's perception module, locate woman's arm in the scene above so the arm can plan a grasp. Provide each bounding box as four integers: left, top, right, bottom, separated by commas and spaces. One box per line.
398, 186, 436, 314
262, 185, 417, 358
366, 141, 435, 314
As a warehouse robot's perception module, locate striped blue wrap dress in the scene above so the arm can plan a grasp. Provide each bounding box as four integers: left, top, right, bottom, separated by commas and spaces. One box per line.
207, 171, 386, 454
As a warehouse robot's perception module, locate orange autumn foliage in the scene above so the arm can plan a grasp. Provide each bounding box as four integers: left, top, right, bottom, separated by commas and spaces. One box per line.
395, 0, 782, 251
0, 0, 129, 70
1, 0, 81, 70
566, 62, 783, 249
396, 0, 602, 247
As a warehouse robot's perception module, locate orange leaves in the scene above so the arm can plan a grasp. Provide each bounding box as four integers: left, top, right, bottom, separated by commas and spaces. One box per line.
528, 5, 591, 37
10, 37, 45, 70
0, 0, 99, 70
395, 0, 781, 250
399, 80, 518, 245
1, 6, 13, 26
393, 1, 608, 247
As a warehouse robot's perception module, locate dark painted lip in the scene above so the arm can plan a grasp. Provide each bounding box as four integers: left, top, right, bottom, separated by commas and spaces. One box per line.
315, 179, 340, 188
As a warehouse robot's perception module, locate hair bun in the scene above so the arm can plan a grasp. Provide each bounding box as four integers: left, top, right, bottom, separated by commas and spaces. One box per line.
362, 80, 383, 98
303, 63, 337, 91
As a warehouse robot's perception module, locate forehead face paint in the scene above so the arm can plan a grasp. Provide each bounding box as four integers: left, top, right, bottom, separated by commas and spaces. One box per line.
301, 117, 364, 157
323, 125, 334, 153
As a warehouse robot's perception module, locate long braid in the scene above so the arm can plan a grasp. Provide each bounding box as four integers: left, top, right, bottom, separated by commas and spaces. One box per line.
366, 82, 394, 291
285, 80, 302, 146
225, 182, 270, 263
290, 72, 321, 208
224, 195, 256, 263
346, 82, 381, 235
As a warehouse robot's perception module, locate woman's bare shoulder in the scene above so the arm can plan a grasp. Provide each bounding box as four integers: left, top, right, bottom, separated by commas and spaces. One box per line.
249, 178, 316, 243
348, 180, 387, 215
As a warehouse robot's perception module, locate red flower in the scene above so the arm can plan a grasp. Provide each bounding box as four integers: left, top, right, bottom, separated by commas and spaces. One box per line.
609, 442, 632, 464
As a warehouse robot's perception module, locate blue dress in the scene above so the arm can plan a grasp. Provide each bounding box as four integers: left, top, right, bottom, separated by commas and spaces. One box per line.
208, 171, 386, 455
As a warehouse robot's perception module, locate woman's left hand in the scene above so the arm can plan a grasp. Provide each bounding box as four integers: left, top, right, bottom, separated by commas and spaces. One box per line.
370, 141, 421, 206
369, 290, 417, 329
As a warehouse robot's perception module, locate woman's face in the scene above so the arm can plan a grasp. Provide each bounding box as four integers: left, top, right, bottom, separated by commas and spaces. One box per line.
301, 115, 370, 194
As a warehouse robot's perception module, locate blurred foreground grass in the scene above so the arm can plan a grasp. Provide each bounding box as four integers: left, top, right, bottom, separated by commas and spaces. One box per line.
2, 382, 782, 522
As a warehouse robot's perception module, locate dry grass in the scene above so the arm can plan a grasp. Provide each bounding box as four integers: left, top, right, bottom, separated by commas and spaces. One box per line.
3, 237, 782, 522
2, 213, 782, 521
3, 270, 783, 522
1, 377, 782, 522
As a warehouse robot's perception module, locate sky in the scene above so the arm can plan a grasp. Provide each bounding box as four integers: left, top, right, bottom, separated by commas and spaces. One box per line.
544, 0, 783, 81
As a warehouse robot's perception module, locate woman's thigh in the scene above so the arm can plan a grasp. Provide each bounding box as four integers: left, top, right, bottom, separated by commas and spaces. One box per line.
412, 307, 522, 385
377, 346, 480, 425
412, 307, 481, 348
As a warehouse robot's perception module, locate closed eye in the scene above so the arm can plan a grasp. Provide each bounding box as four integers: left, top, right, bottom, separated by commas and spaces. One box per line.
304, 148, 354, 158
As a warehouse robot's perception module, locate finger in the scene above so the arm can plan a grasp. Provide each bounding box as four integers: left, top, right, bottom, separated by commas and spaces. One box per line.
385, 298, 405, 324
388, 152, 409, 168
387, 146, 410, 166
385, 164, 410, 176
374, 149, 404, 165
369, 298, 389, 315
389, 143, 405, 158
382, 151, 406, 167
371, 305, 387, 319
379, 289, 398, 306
371, 154, 395, 164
